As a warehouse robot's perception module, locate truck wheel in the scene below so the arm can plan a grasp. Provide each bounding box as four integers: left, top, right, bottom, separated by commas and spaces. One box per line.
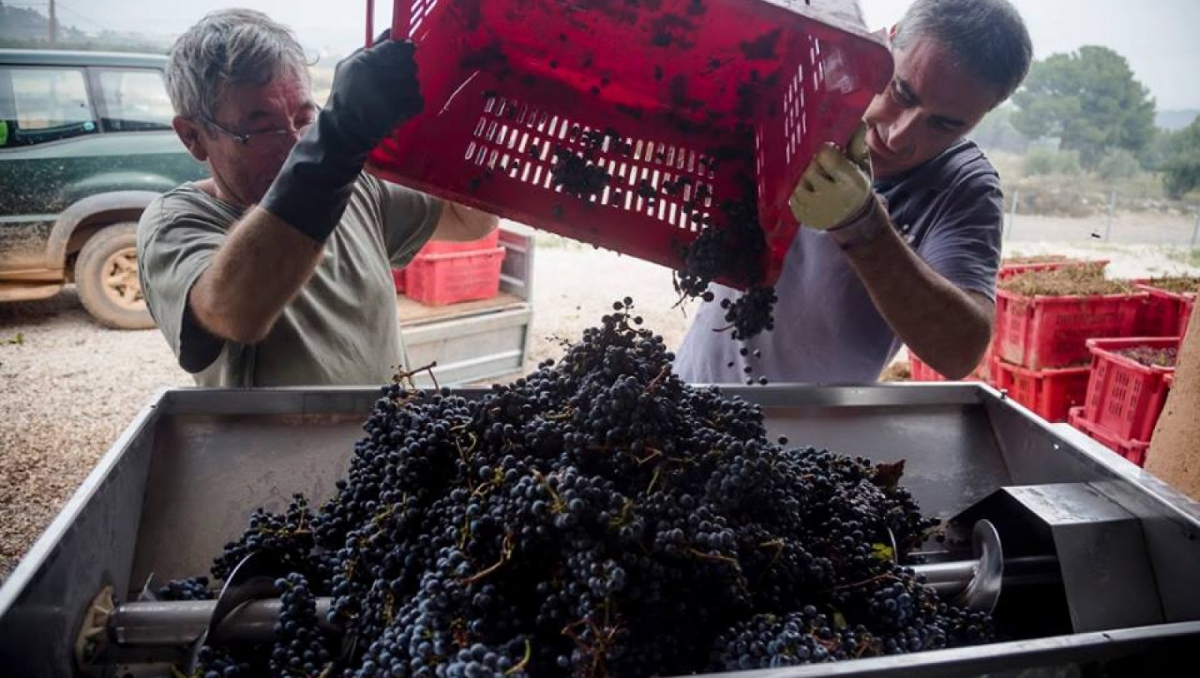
75, 222, 154, 330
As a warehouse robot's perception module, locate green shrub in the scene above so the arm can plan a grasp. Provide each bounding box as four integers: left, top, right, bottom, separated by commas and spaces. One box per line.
1022, 148, 1083, 177
1097, 148, 1142, 182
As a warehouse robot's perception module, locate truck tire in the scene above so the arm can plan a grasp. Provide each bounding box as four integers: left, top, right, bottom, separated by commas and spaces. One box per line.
75, 222, 155, 330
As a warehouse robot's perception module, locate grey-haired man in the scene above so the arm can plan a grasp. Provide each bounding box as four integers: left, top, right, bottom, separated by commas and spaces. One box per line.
674, 0, 1032, 384
138, 9, 497, 386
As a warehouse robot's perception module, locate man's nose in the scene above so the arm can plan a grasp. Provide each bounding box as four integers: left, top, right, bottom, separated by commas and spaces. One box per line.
884, 110, 920, 156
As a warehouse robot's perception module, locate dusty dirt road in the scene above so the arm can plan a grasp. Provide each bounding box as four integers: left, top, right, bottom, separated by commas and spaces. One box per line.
2, 221, 1197, 582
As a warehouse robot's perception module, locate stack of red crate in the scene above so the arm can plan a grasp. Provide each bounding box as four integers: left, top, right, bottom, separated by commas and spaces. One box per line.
989, 281, 1147, 422
1062, 276, 1194, 464
393, 230, 506, 306
908, 258, 1146, 424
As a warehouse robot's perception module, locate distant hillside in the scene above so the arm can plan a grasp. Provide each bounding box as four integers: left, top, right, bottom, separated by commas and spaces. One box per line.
0, 2, 86, 43
1157, 109, 1200, 131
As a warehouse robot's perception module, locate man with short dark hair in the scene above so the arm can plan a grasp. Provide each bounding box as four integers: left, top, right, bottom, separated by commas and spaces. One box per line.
674, 0, 1032, 383
138, 9, 498, 386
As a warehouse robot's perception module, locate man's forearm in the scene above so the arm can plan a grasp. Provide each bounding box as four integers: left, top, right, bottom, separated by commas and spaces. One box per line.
189, 207, 324, 344
836, 201, 992, 379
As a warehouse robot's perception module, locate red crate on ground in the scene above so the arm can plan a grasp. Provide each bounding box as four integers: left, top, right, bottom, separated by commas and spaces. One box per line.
366, 0, 893, 288
992, 358, 1090, 423
392, 267, 407, 293
1069, 407, 1149, 466
416, 229, 502, 256
998, 258, 1108, 281
405, 247, 506, 306
1133, 281, 1197, 337
994, 289, 1147, 370
1083, 336, 1178, 442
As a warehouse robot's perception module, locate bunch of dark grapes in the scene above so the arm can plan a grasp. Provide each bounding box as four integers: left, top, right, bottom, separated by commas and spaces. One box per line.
210, 495, 318, 582
194, 646, 250, 678
271, 573, 334, 678
675, 179, 777, 341
182, 303, 988, 678
156, 576, 213, 601
550, 147, 611, 199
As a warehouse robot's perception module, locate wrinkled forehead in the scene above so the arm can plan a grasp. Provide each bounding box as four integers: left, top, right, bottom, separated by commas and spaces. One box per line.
213, 66, 314, 126
893, 40, 1001, 126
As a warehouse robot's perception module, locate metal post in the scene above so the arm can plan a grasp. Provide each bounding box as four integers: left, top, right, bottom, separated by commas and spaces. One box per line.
1104, 191, 1116, 241
48, 0, 57, 46
1006, 189, 1019, 241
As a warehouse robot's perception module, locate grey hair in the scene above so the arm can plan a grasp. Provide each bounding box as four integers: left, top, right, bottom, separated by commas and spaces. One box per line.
165, 8, 310, 123
891, 0, 1033, 106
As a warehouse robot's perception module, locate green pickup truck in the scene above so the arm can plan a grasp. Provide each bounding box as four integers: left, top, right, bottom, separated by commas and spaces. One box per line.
0, 49, 207, 328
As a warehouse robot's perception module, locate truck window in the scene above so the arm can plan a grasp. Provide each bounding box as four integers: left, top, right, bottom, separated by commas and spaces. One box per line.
94, 69, 174, 132
0, 67, 97, 146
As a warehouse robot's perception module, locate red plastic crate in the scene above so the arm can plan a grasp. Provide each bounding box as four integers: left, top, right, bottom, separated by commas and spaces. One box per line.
367, 0, 892, 287
1133, 281, 1197, 336
392, 267, 407, 293
998, 258, 1108, 281
417, 229, 502, 256
994, 289, 1147, 370
992, 358, 1090, 423
1083, 336, 1178, 442
405, 246, 506, 305
908, 349, 990, 382
1069, 407, 1149, 466
1178, 295, 1194, 340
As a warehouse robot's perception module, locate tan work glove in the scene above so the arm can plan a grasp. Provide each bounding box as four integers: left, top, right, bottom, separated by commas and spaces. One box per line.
789, 123, 873, 230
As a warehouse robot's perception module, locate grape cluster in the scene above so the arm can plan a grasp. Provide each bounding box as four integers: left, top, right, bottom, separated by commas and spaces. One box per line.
550, 147, 611, 199
210, 495, 320, 583
271, 573, 334, 678
157, 576, 213, 601
195, 645, 249, 678
675, 181, 778, 341
184, 303, 989, 678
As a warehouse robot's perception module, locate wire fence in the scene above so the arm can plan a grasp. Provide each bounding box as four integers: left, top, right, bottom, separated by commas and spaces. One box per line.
1003, 189, 1200, 250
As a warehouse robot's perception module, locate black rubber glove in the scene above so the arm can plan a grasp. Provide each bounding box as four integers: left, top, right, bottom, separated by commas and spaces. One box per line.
261, 37, 424, 242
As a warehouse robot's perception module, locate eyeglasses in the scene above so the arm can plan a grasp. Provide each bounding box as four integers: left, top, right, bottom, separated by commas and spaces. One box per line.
199, 108, 320, 147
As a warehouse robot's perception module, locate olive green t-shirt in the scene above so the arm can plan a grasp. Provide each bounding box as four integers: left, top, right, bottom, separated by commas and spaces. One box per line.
136, 174, 442, 387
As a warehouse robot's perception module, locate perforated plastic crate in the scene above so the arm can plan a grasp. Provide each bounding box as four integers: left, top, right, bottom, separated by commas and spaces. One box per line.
1083, 336, 1177, 443
1069, 407, 1149, 467
417, 229, 502, 256
1133, 281, 1197, 337
994, 289, 1148, 370
992, 358, 1090, 423
366, 0, 892, 287
997, 258, 1108, 281
392, 267, 407, 293
405, 246, 506, 305
908, 349, 991, 382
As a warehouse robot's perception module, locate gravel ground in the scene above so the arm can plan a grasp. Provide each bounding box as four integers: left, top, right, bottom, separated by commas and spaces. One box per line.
0, 289, 189, 581
2, 222, 1195, 583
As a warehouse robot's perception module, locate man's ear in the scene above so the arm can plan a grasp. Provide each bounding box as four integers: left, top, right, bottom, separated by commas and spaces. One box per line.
173, 116, 209, 163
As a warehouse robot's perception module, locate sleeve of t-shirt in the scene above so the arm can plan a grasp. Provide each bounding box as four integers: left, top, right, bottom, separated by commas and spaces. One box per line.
376, 178, 444, 268
915, 174, 1005, 302
136, 197, 227, 374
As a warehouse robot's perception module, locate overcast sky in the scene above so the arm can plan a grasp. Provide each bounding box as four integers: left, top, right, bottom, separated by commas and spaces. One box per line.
25, 0, 1200, 109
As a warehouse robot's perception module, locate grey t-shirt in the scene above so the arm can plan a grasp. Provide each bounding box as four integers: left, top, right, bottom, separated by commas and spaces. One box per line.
673, 139, 1004, 384
137, 174, 442, 387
